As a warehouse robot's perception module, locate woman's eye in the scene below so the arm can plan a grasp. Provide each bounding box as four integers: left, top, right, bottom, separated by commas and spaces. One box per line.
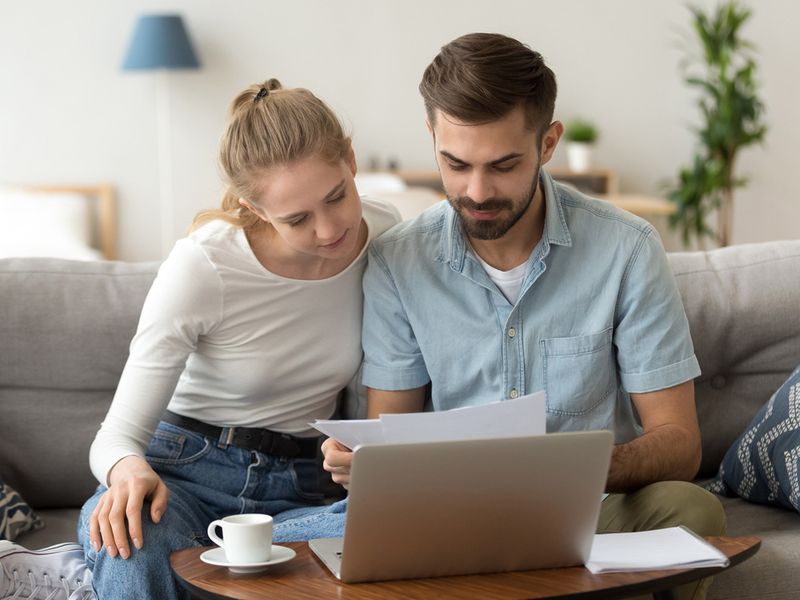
289, 216, 308, 227
327, 193, 346, 204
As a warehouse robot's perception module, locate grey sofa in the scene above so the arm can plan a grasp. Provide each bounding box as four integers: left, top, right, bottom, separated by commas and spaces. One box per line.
1, 240, 799, 599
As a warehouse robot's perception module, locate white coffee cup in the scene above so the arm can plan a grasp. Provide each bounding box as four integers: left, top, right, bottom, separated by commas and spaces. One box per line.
207, 513, 273, 564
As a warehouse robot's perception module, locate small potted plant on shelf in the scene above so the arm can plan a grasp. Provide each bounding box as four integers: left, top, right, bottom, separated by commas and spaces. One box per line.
564, 118, 598, 173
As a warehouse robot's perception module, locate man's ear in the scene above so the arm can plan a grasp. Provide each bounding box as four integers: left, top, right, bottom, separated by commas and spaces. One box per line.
539, 121, 564, 166
344, 138, 357, 176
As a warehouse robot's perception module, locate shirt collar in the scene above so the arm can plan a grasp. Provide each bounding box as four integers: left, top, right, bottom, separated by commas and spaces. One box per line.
440, 168, 572, 270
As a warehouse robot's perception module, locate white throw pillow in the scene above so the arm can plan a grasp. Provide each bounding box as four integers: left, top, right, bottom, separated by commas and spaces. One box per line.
0, 188, 100, 260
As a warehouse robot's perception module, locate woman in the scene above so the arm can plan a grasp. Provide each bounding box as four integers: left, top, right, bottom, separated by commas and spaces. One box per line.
73, 79, 399, 599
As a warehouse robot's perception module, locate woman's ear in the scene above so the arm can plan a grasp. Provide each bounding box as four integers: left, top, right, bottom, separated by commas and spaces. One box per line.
239, 198, 268, 222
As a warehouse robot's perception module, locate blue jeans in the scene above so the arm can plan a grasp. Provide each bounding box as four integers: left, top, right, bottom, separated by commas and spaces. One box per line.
78, 422, 341, 600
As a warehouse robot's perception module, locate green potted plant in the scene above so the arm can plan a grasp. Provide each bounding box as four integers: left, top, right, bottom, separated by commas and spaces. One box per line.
666, 1, 767, 247
564, 118, 599, 173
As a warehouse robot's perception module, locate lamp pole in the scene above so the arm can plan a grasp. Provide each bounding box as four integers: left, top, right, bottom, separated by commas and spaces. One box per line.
155, 70, 174, 256
121, 14, 200, 258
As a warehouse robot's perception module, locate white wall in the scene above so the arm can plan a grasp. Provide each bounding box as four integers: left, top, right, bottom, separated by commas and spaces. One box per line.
1, 0, 797, 260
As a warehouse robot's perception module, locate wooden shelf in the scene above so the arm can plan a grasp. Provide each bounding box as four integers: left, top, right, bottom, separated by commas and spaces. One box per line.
598, 194, 676, 218
383, 169, 674, 219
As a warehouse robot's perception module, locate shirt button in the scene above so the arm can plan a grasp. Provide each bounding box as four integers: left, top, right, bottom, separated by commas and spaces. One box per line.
507, 327, 516, 338
510, 388, 519, 399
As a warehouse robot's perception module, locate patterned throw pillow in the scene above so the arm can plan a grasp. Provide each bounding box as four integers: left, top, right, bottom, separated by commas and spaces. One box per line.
0, 480, 44, 541
706, 366, 800, 512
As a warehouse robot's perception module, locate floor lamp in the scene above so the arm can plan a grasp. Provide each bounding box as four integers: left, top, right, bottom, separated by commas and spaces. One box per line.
122, 14, 200, 257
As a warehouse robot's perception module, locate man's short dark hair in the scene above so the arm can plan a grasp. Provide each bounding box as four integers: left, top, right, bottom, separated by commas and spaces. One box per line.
419, 33, 557, 136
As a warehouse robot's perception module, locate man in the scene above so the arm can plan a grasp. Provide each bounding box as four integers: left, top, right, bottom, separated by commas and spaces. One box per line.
322, 32, 725, 600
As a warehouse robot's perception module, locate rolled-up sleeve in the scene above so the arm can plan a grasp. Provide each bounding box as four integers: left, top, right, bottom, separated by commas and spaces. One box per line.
361, 243, 430, 391
614, 228, 701, 393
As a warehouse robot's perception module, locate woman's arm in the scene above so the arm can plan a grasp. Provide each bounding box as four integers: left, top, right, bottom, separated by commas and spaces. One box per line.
89, 238, 223, 558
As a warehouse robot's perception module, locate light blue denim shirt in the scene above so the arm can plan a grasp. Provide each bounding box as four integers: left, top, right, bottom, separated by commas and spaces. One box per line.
361, 170, 700, 443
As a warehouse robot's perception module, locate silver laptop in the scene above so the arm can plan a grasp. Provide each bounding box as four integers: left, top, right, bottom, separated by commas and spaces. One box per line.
309, 430, 613, 583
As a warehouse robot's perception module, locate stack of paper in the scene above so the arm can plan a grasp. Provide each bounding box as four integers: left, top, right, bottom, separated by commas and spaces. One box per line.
310, 391, 546, 449
585, 526, 730, 573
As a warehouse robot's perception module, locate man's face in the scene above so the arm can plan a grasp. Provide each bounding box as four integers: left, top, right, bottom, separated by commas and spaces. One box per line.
430, 106, 558, 240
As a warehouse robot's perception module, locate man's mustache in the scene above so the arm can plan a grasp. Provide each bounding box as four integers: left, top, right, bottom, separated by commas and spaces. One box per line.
451, 196, 513, 212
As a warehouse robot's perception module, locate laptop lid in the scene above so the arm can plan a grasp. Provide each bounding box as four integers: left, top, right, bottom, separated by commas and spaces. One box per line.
317, 430, 612, 583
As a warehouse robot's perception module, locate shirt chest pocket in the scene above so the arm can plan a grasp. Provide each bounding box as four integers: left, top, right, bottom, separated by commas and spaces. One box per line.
540, 328, 616, 416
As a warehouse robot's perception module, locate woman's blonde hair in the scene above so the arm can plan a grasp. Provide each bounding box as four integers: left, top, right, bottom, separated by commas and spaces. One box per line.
192, 78, 350, 232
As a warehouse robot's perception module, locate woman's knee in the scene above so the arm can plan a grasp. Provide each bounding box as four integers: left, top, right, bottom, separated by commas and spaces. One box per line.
89, 516, 199, 597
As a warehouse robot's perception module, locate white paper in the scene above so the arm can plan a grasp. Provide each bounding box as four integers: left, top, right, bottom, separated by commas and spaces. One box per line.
379, 392, 546, 443
310, 419, 384, 450
310, 391, 546, 449
585, 526, 730, 573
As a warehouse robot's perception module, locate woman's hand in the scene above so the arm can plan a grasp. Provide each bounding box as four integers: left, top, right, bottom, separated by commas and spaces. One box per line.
321, 437, 353, 489
89, 455, 169, 559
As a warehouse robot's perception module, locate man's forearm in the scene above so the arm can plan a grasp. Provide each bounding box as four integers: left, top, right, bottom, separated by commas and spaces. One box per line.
366, 386, 427, 418
606, 423, 701, 493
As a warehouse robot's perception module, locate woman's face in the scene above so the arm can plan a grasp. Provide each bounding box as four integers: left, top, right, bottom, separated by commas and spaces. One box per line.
244, 151, 362, 261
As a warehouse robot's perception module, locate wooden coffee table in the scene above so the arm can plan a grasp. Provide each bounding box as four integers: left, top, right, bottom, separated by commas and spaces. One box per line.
171, 535, 759, 600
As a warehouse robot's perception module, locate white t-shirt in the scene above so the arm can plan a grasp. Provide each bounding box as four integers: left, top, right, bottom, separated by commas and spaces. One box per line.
90, 197, 400, 485
472, 251, 528, 305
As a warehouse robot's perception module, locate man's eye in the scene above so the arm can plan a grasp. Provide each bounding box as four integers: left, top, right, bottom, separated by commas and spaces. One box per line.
493, 164, 515, 173
447, 163, 467, 172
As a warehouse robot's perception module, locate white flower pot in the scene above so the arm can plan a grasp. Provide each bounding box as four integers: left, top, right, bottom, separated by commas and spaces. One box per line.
567, 142, 593, 173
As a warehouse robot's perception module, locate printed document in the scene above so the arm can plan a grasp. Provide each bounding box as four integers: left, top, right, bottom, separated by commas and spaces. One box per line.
311, 391, 546, 449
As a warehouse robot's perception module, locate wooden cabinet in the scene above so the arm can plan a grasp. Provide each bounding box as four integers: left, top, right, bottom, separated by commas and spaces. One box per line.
546, 168, 619, 195
391, 168, 619, 196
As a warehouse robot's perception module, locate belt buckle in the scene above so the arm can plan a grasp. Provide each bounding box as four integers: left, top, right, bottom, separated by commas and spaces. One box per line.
219, 426, 236, 448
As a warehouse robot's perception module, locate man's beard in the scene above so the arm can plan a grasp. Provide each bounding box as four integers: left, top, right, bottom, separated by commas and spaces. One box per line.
447, 167, 541, 241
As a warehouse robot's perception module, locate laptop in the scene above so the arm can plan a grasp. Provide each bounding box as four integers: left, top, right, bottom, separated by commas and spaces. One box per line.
309, 430, 613, 583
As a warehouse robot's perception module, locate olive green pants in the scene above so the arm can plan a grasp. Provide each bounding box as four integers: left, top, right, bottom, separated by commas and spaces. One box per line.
598, 481, 727, 600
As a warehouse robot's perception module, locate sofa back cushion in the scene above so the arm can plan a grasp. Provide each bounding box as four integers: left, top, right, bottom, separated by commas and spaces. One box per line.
669, 240, 800, 477
2, 242, 798, 505
0, 258, 159, 508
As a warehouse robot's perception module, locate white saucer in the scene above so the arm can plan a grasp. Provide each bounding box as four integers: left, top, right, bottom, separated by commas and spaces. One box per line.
200, 545, 296, 573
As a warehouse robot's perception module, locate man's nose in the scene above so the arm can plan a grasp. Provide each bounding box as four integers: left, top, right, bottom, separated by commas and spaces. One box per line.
465, 171, 493, 204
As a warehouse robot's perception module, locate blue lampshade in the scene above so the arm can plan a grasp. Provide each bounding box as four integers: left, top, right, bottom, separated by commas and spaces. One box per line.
122, 14, 200, 70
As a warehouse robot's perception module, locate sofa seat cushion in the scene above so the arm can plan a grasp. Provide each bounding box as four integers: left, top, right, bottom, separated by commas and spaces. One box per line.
709, 496, 800, 600
14, 509, 82, 550
707, 366, 800, 513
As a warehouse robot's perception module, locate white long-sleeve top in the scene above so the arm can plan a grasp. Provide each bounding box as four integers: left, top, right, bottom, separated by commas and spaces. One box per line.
90, 197, 400, 485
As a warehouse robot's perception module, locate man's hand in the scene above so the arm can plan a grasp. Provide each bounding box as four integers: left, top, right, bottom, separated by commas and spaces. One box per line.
322, 437, 353, 488
89, 455, 169, 559
607, 380, 701, 493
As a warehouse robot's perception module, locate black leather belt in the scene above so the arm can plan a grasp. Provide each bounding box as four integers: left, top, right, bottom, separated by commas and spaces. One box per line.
161, 411, 319, 459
